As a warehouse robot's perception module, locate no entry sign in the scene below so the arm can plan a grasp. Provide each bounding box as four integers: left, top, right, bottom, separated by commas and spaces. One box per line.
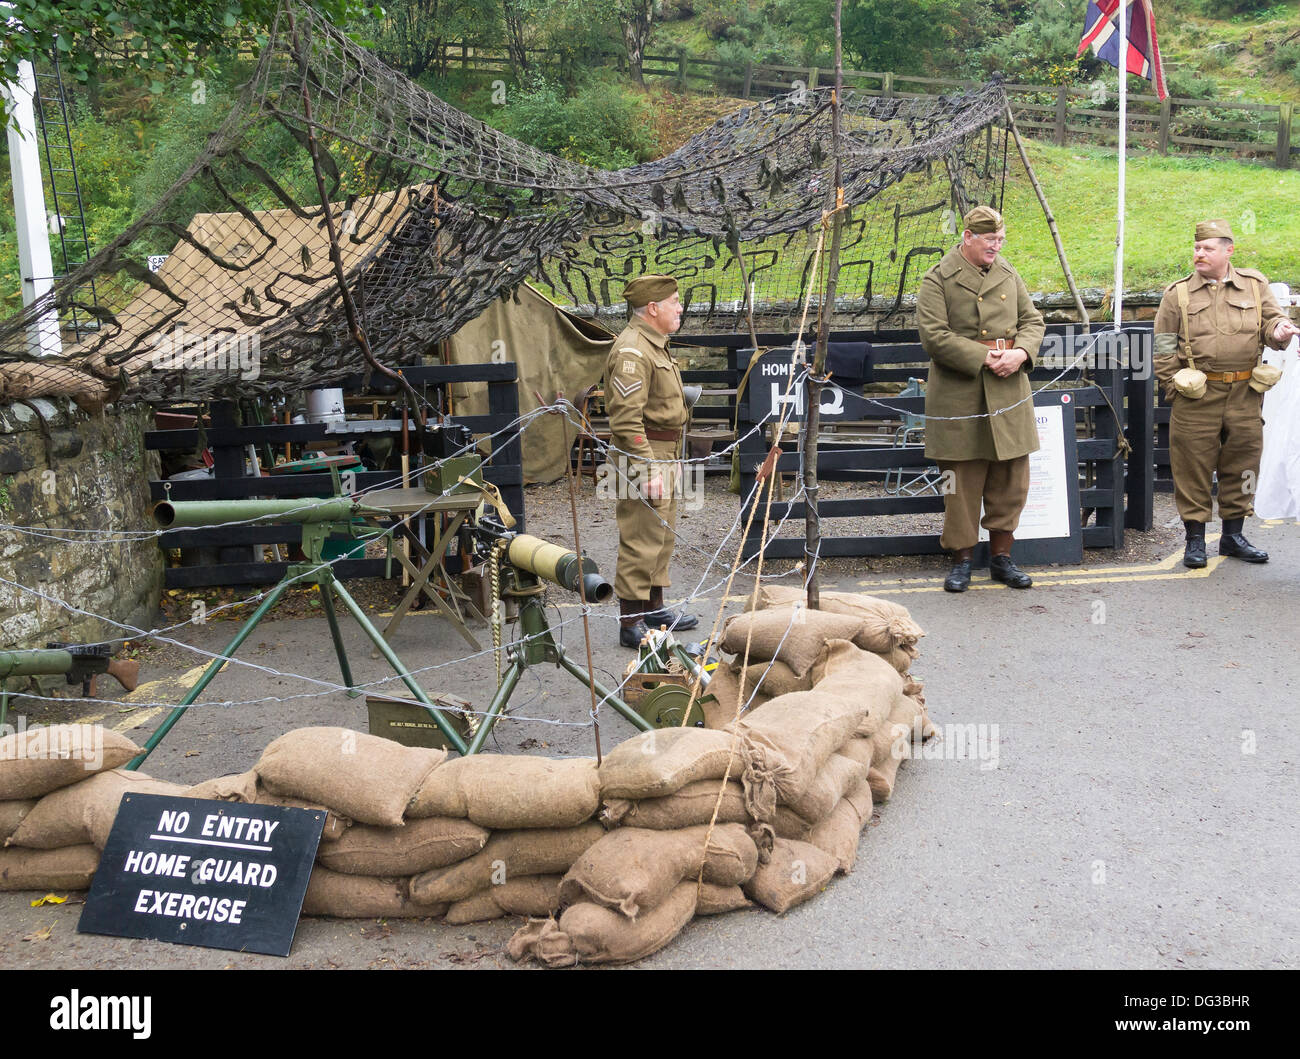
78, 794, 325, 957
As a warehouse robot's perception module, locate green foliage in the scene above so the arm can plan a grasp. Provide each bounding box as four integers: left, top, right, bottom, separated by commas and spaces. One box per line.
1190, 0, 1280, 15
1, 1, 376, 90
979, 0, 1097, 82
1267, 38, 1300, 79
838, 0, 990, 75
493, 72, 658, 169
701, 1, 803, 67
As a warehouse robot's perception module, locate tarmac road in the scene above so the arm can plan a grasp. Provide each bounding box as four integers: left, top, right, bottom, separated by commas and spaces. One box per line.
1, 518, 1297, 970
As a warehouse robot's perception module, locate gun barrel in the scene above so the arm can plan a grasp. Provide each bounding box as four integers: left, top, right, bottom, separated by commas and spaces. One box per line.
0, 649, 75, 679
506, 534, 613, 603
152, 497, 359, 529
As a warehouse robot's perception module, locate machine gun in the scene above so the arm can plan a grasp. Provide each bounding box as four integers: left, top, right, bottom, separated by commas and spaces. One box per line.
0, 643, 140, 727
454, 515, 709, 752
131, 491, 473, 767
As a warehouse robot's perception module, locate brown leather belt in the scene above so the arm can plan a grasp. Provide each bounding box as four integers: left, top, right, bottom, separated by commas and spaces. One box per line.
645, 428, 681, 442
978, 338, 1015, 349
1202, 369, 1253, 383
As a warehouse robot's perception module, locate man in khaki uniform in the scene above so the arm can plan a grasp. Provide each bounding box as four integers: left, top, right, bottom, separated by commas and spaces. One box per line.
1154, 219, 1298, 568
917, 205, 1045, 593
605, 274, 700, 646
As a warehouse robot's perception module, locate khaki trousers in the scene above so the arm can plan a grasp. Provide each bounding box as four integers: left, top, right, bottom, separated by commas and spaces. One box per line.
936, 456, 1031, 551
1169, 381, 1263, 523
615, 439, 681, 600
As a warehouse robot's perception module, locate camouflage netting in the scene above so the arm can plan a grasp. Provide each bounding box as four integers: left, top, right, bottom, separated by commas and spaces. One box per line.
0, 0, 1010, 404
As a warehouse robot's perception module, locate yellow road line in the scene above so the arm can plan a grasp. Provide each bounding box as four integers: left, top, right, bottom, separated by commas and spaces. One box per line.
114, 707, 164, 733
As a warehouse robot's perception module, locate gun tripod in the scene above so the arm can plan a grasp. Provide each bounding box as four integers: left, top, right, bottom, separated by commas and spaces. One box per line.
466, 562, 650, 754
467, 562, 710, 754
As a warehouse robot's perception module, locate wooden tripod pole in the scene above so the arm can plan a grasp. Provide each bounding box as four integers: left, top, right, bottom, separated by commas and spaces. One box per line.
802, 0, 845, 610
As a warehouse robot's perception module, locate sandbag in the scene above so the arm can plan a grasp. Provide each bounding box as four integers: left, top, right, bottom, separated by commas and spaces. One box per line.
771, 807, 813, 842
182, 773, 351, 841
559, 823, 758, 917
507, 917, 579, 968
835, 736, 874, 768
810, 639, 905, 738
87, 776, 189, 849
0, 725, 141, 801
184, 771, 259, 803
0, 843, 100, 891
782, 753, 869, 824
408, 755, 599, 829
868, 754, 904, 803
317, 816, 489, 876
879, 644, 916, 675
721, 608, 861, 677
302, 867, 445, 919
699, 664, 771, 730
0, 800, 36, 844
443, 875, 562, 925
753, 585, 925, 652
255, 727, 445, 827
253, 788, 352, 843
409, 822, 603, 906
598, 727, 750, 801
700, 663, 741, 730
8, 769, 184, 850
730, 657, 811, 698
742, 837, 838, 915
695, 882, 751, 916
808, 776, 873, 873
600, 778, 748, 831
735, 689, 865, 803
560, 882, 698, 964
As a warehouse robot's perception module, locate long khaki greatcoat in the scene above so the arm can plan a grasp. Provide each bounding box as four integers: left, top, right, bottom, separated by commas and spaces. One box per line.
917, 246, 1045, 462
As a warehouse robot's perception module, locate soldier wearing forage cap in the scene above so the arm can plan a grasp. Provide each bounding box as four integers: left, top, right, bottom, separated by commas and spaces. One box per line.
1154, 219, 1298, 568
917, 204, 1045, 593
605, 274, 700, 647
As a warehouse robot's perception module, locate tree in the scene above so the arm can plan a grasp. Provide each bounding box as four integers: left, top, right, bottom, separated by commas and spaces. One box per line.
784, 0, 988, 74
0, 1, 367, 90
616, 0, 658, 87
368, 0, 480, 80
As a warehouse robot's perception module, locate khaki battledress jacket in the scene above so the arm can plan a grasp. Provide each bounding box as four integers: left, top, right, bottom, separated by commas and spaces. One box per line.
918, 246, 1045, 462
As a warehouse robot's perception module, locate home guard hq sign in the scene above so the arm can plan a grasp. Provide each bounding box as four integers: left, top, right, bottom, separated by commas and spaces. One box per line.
78, 794, 325, 957
744, 349, 872, 423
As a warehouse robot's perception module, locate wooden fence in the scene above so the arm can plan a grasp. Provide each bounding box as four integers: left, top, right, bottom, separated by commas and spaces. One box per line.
445, 44, 1297, 170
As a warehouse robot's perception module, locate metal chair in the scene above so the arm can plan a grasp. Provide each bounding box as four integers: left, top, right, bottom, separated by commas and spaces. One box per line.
883, 377, 943, 496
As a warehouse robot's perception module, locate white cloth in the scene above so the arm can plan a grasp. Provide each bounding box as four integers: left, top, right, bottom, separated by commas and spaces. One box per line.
1257, 283, 1300, 520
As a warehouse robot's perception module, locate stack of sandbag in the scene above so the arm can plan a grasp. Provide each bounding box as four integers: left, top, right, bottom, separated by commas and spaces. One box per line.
224, 727, 606, 922
809, 639, 935, 805
0, 724, 179, 891
509, 823, 759, 966
740, 584, 926, 681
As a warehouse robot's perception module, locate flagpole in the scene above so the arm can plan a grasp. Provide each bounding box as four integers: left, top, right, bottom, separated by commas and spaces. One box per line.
1114, 0, 1127, 333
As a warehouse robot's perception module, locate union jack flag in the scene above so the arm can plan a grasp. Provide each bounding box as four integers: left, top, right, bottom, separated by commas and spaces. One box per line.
1077, 0, 1168, 101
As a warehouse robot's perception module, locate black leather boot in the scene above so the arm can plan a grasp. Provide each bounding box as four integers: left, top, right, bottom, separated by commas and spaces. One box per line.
619, 598, 651, 648
644, 586, 699, 631
989, 531, 1032, 588
1183, 520, 1207, 568
1219, 517, 1268, 563
943, 548, 973, 593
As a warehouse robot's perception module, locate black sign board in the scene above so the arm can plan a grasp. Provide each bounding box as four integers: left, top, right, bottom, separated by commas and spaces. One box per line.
743, 348, 883, 424
78, 794, 325, 957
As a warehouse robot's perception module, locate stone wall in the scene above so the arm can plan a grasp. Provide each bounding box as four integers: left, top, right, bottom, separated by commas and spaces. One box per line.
0, 400, 162, 693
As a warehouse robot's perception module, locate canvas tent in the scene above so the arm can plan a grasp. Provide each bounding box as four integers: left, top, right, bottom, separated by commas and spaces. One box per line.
446, 282, 613, 485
